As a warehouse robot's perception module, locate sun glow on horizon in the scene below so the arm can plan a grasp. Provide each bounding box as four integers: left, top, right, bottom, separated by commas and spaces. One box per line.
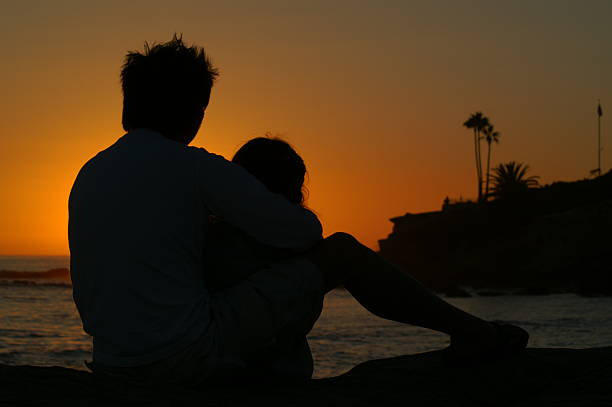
1, 1, 611, 255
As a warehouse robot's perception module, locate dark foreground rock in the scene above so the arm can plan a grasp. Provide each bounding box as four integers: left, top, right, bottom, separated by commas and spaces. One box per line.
1, 347, 611, 406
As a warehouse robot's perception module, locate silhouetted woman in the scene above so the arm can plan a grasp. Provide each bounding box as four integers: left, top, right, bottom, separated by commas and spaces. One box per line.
205, 137, 318, 378
205, 136, 529, 380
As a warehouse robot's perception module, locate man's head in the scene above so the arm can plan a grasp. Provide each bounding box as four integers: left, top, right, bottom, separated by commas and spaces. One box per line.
120, 35, 219, 144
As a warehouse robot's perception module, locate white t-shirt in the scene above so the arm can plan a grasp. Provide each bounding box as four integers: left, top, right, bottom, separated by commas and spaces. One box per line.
68, 129, 322, 367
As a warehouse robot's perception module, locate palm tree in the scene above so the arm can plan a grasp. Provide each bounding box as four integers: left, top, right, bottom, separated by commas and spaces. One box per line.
463, 112, 490, 202
482, 124, 501, 201
490, 161, 539, 199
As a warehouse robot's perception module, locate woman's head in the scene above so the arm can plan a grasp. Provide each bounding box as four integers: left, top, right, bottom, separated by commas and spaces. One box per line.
232, 137, 307, 206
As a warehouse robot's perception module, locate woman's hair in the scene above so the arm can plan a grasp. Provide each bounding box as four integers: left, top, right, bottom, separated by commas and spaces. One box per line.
232, 137, 307, 207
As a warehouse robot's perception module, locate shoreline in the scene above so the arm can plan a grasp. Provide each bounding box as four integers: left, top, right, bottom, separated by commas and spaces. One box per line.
2, 269, 611, 297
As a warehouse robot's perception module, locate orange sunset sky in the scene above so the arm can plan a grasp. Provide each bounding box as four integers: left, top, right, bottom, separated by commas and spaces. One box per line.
1, 0, 611, 255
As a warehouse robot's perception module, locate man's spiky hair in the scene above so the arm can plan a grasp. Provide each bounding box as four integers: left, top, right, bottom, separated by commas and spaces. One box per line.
120, 34, 219, 134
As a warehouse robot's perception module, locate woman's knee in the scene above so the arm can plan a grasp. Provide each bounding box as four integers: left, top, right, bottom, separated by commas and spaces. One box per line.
307, 232, 362, 268
305, 232, 360, 289
324, 232, 360, 252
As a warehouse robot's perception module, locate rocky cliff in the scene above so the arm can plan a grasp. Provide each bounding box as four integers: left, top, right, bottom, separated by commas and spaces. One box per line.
378, 172, 612, 294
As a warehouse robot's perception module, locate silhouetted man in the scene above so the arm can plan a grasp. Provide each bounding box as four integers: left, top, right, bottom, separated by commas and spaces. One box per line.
69, 37, 324, 382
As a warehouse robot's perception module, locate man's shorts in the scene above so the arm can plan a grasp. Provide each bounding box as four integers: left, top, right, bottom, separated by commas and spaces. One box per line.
90, 255, 325, 385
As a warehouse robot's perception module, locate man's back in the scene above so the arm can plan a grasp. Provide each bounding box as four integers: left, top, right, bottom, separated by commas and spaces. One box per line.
69, 129, 212, 366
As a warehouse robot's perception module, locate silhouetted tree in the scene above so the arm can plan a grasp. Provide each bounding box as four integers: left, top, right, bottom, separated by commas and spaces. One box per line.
491, 161, 539, 199
482, 124, 501, 201
463, 112, 490, 202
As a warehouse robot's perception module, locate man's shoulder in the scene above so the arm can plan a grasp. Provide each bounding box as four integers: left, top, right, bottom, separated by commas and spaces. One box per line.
185, 144, 221, 160
185, 144, 237, 174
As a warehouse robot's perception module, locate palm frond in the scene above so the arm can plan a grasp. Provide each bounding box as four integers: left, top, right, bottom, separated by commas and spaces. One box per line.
490, 161, 539, 199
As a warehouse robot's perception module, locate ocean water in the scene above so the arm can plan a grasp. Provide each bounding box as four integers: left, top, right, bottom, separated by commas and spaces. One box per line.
0, 255, 70, 272
1, 256, 612, 378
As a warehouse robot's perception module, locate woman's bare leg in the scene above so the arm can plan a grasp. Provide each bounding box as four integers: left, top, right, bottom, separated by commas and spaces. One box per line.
307, 233, 498, 353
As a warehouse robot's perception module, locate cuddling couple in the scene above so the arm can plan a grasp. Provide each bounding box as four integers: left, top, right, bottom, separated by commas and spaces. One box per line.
68, 36, 528, 386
